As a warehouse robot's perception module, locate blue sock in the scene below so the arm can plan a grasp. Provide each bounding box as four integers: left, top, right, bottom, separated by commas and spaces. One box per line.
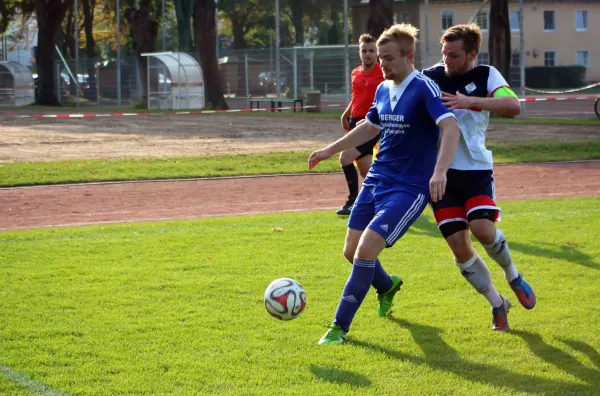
334, 258, 376, 333
372, 259, 393, 294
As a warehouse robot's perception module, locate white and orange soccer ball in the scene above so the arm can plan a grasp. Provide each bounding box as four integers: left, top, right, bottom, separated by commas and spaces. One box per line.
264, 278, 307, 320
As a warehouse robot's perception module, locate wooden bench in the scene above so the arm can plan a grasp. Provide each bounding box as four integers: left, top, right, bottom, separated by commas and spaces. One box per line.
249, 98, 304, 112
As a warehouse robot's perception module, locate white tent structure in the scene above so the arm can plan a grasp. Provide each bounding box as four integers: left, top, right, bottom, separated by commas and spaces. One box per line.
142, 52, 205, 110
0, 61, 35, 106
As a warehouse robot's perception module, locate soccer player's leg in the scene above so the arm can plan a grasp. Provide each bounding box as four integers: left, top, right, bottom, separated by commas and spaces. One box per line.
354, 132, 380, 178
465, 170, 536, 310
337, 148, 361, 216
368, 188, 429, 317
432, 170, 508, 330
320, 186, 377, 345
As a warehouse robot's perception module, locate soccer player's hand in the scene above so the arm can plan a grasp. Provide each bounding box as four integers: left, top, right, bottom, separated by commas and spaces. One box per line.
429, 171, 447, 202
441, 91, 473, 110
308, 149, 332, 170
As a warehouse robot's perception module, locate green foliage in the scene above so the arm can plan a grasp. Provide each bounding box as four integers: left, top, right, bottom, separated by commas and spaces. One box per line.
0, 141, 599, 187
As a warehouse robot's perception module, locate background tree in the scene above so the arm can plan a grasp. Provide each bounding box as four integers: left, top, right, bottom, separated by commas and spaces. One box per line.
367, 0, 393, 39
489, 0, 511, 84
197, 0, 227, 109
125, 4, 158, 103
36, 0, 74, 105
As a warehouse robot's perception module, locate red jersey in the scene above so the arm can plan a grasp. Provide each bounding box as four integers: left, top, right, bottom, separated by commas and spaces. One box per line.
350, 62, 384, 118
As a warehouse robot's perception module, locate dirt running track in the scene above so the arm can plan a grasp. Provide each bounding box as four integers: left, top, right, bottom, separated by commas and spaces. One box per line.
1, 161, 599, 231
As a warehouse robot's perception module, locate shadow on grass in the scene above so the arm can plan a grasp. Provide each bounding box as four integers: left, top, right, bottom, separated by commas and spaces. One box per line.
350, 317, 595, 394
408, 215, 599, 270
309, 365, 372, 387
512, 330, 600, 386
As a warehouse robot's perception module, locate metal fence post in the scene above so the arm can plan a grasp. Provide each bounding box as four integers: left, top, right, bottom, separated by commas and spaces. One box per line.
245, 52, 250, 108
96, 62, 100, 106
519, 0, 526, 118
293, 47, 298, 99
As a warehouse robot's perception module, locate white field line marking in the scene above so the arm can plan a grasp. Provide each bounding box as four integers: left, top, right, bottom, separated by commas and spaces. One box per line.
0, 363, 68, 396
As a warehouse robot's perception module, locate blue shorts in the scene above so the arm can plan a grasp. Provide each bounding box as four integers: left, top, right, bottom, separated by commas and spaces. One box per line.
348, 185, 429, 247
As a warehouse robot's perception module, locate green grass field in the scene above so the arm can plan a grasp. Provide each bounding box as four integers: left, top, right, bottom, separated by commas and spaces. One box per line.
2, 141, 600, 187
1, 197, 599, 395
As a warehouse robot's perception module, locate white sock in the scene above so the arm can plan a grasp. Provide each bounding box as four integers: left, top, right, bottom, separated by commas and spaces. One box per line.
483, 228, 519, 282
456, 251, 504, 308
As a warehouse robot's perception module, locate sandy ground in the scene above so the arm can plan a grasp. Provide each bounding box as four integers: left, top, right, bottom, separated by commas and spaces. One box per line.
0, 111, 598, 163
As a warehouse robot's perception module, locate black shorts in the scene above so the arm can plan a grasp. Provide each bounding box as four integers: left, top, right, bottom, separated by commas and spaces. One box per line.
430, 169, 501, 227
349, 117, 380, 160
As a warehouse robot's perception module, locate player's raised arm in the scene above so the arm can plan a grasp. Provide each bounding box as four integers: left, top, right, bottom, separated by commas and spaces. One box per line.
308, 121, 380, 170
441, 67, 520, 116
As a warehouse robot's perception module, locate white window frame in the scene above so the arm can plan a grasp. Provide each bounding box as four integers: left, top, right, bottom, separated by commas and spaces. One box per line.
476, 11, 489, 32
510, 11, 521, 32
543, 10, 556, 32
576, 10, 588, 32
441, 10, 455, 31
544, 51, 556, 66
576, 51, 589, 68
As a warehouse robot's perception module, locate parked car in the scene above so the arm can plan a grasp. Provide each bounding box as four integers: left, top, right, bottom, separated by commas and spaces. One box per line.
258, 71, 288, 94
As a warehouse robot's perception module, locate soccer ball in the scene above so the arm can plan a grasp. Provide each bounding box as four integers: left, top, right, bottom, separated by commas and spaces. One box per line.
264, 278, 307, 320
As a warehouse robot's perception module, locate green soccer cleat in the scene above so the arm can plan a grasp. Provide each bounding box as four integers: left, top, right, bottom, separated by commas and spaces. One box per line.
377, 275, 403, 317
318, 324, 347, 345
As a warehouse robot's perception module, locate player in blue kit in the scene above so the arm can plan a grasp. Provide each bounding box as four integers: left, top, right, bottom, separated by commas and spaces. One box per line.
308, 23, 462, 345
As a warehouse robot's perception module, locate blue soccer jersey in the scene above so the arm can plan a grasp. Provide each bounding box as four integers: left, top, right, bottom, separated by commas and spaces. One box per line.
365, 70, 454, 192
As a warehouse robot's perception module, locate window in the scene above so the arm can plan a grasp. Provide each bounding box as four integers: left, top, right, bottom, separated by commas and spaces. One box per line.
510, 11, 521, 32
477, 52, 489, 65
442, 11, 455, 31
543, 10, 555, 31
476, 11, 488, 31
576, 11, 588, 31
576, 51, 589, 67
511, 52, 521, 67
544, 51, 556, 66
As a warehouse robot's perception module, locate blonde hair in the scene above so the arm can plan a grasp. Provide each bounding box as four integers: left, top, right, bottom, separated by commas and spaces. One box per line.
376, 23, 419, 56
358, 33, 376, 45
441, 23, 482, 56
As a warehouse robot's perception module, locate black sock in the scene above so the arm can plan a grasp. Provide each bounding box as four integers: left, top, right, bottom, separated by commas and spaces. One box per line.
342, 164, 359, 202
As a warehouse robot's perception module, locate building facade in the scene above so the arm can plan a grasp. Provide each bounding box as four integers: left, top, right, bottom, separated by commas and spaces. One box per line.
351, 0, 600, 82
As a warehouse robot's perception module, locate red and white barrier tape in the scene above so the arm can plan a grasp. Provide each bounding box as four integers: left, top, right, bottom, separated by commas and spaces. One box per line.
1, 96, 598, 119
524, 82, 600, 94
520, 95, 599, 102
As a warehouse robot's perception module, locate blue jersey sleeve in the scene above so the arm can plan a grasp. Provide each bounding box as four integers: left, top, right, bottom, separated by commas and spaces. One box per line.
421, 77, 454, 125
365, 85, 382, 129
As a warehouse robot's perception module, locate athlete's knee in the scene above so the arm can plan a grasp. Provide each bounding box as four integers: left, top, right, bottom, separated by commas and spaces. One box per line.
445, 231, 473, 263
339, 150, 357, 166
469, 219, 497, 245
343, 245, 355, 264
356, 156, 371, 178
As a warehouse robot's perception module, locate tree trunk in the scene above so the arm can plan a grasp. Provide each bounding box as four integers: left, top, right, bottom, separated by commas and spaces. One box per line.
82, 0, 97, 100
125, 7, 158, 103
197, 0, 228, 109
35, 0, 73, 105
290, 1, 304, 45
63, 7, 75, 59
367, 0, 392, 39
489, 0, 511, 84
175, 0, 194, 52
231, 11, 247, 50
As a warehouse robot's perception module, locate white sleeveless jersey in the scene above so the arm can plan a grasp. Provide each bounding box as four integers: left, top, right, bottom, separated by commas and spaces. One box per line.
423, 64, 511, 170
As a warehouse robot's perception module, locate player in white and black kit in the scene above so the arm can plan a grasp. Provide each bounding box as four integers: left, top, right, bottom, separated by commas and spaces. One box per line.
423, 24, 536, 331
